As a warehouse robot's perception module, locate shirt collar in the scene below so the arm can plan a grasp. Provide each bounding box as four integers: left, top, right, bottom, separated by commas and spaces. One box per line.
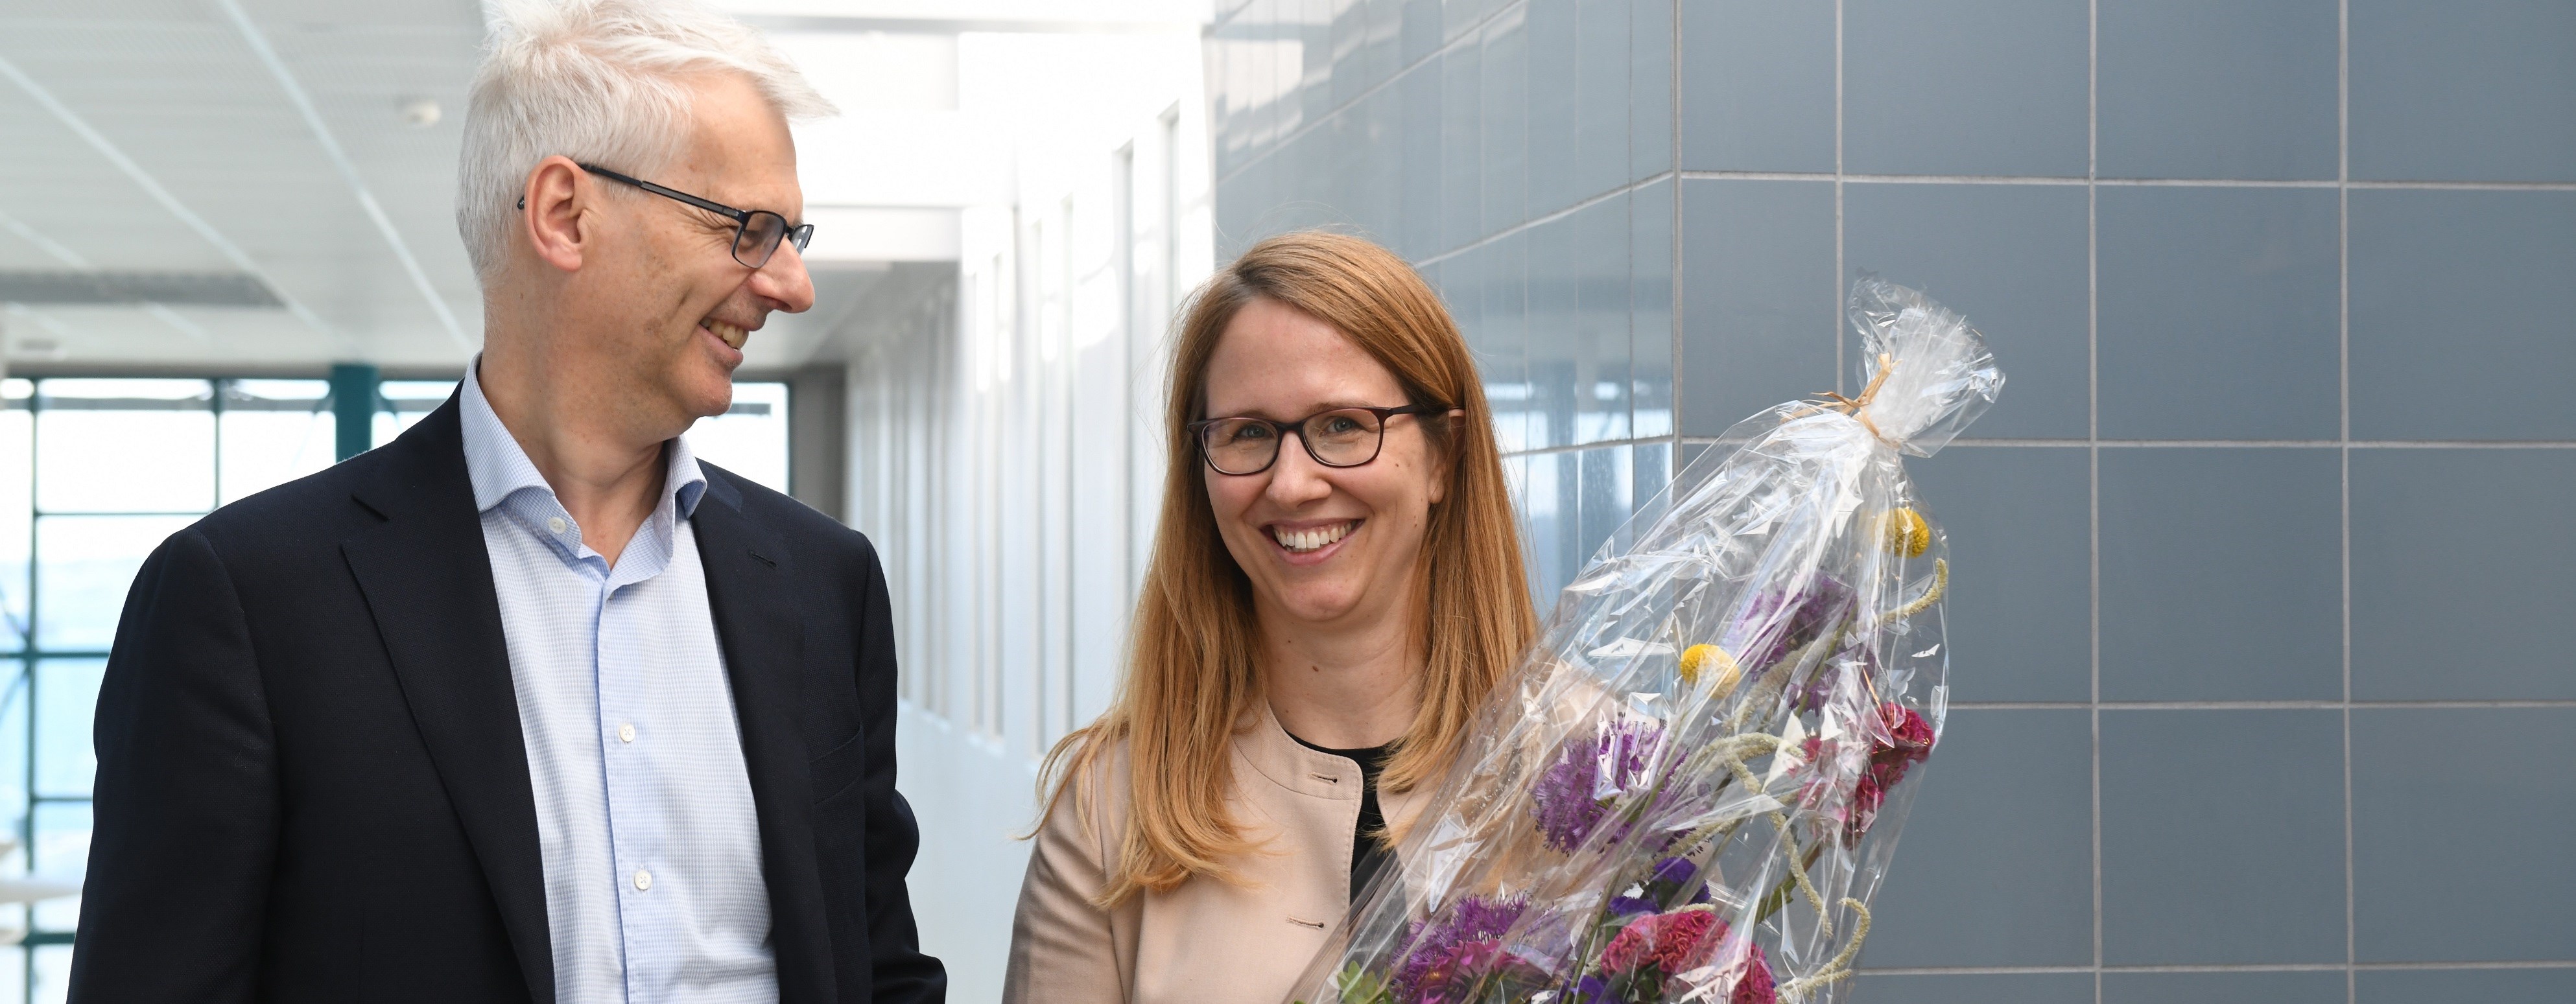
459, 358, 709, 522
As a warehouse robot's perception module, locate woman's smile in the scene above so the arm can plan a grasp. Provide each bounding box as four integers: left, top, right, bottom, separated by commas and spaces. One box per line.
1268, 518, 1362, 563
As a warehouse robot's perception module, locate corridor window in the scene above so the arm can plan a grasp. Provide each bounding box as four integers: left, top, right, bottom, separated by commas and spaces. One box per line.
0, 375, 788, 1001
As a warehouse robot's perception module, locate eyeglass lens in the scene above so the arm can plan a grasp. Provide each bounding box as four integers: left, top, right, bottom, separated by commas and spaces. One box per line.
734, 211, 790, 268
1199, 408, 1386, 474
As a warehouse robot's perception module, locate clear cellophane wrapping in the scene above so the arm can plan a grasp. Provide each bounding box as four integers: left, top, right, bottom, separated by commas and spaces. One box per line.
1286, 279, 2004, 1004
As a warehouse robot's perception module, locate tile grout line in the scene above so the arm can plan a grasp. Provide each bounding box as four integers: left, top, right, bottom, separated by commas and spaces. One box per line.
2339, 1, 2357, 996
2086, 0, 2103, 997
1672, 170, 2576, 191
1669, 0, 1684, 480
1859, 961, 2576, 976
1417, 175, 1664, 270
1954, 700, 2576, 710
1670, 437, 2576, 449
1833, 0, 1847, 399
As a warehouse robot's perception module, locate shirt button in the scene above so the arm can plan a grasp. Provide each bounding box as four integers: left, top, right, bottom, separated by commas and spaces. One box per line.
618, 723, 635, 743
546, 516, 568, 534
634, 869, 652, 891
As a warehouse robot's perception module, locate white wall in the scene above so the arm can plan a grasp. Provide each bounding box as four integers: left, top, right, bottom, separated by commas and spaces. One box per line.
841, 30, 1213, 999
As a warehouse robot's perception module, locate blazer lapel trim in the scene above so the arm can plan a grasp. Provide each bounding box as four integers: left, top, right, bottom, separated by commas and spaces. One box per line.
691, 469, 836, 1004
342, 398, 556, 1004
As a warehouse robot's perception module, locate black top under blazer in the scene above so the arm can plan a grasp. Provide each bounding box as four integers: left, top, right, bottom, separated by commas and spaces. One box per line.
66, 393, 946, 1004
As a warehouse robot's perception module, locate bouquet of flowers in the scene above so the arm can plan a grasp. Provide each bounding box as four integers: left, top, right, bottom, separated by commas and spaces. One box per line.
1286, 279, 2003, 1004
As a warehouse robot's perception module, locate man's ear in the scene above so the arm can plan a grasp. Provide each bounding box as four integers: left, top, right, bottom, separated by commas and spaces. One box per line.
521, 156, 591, 273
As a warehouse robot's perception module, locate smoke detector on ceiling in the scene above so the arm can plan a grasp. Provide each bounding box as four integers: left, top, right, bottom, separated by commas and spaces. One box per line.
400, 97, 441, 128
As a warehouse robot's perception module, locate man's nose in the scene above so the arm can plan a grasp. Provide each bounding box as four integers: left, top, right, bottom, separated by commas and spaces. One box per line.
751, 241, 816, 313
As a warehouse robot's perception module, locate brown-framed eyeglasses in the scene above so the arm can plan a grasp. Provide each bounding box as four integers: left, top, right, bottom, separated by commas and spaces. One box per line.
1189, 403, 1449, 476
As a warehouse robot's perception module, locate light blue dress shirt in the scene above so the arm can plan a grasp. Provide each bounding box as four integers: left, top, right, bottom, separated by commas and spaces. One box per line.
460, 366, 777, 1004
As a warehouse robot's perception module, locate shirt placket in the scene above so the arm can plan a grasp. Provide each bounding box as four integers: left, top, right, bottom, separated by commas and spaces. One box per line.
593, 569, 651, 1004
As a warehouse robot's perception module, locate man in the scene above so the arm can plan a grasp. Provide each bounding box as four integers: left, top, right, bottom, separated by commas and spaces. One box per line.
68, 1, 945, 1001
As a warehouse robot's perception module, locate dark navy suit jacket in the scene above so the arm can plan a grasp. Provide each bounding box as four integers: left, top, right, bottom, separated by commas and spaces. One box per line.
67, 395, 945, 1004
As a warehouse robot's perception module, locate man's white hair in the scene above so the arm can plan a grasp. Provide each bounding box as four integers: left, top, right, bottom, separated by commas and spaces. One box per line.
456, 0, 836, 285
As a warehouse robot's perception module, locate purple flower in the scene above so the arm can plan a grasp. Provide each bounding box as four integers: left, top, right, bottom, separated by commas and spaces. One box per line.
1391, 894, 1529, 1004
1531, 719, 1667, 853
1727, 575, 1855, 672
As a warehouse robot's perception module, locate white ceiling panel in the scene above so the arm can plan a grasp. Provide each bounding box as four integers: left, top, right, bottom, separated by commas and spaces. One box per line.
0, 0, 486, 371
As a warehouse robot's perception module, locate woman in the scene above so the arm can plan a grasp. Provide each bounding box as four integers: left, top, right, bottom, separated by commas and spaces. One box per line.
1003, 231, 1538, 1003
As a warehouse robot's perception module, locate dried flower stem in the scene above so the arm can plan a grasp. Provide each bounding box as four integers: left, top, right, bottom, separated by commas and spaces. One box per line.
1777, 898, 1872, 1002
1887, 559, 1948, 622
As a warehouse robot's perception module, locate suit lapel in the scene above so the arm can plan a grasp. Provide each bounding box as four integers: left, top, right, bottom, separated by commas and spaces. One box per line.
340, 399, 556, 1004
691, 471, 836, 1004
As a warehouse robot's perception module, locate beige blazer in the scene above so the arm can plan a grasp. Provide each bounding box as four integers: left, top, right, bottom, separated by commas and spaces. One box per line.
1003, 703, 1429, 1004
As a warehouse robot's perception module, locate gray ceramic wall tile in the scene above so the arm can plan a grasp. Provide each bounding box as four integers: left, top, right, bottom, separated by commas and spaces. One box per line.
1485, 232, 1532, 452
1865, 709, 2094, 968
1631, 178, 1674, 438
1844, 0, 2089, 177
1633, 439, 1669, 516
2354, 708, 2576, 963
1575, 193, 1631, 445
1333, 0, 1369, 106
1843, 183, 2090, 439
2102, 972, 2347, 1004
2097, 0, 2339, 181
1275, 0, 1310, 141
1402, 0, 1444, 63
1629, 0, 1673, 180
2350, 0, 2576, 182
1301, 0, 1336, 130
2348, 190, 2576, 441
2097, 187, 2341, 440
1574, 0, 1630, 200
1216, 159, 1266, 259
1445, 0, 1490, 43
1526, 449, 1579, 596
1578, 444, 1633, 563
2099, 448, 2341, 701
1854, 973, 2096, 1004
1907, 447, 2091, 703
1482, 6, 1530, 233
1443, 36, 1484, 250
2351, 449, 2576, 701
1679, 0, 1834, 172
1210, 17, 1248, 180
1527, 212, 1581, 450
1678, 179, 1836, 435
1367, 0, 1404, 89
2358, 968, 2576, 1003
2101, 709, 2346, 965
1526, 0, 1583, 216
1399, 64, 1445, 259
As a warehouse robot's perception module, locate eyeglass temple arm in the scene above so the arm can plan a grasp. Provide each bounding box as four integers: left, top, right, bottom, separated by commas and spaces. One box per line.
578, 164, 749, 222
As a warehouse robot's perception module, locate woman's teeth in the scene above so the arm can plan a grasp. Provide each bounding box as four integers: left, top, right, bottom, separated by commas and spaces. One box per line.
703, 318, 748, 349
1271, 521, 1356, 554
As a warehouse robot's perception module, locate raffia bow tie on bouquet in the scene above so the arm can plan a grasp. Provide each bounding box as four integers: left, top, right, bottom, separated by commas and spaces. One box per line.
1286, 278, 2004, 1004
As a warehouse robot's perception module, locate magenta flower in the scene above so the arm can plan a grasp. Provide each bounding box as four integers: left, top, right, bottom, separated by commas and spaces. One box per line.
1595, 908, 1778, 1004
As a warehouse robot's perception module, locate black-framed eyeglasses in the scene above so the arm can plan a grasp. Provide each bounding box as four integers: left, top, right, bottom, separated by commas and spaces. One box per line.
1189, 403, 1449, 476
518, 163, 814, 270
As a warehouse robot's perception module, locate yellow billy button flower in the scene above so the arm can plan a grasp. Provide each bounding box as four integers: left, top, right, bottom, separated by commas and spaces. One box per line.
1679, 644, 1743, 696
1881, 507, 1932, 558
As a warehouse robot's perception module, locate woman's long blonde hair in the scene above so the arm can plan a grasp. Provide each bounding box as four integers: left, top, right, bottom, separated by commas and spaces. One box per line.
1038, 231, 1537, 907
